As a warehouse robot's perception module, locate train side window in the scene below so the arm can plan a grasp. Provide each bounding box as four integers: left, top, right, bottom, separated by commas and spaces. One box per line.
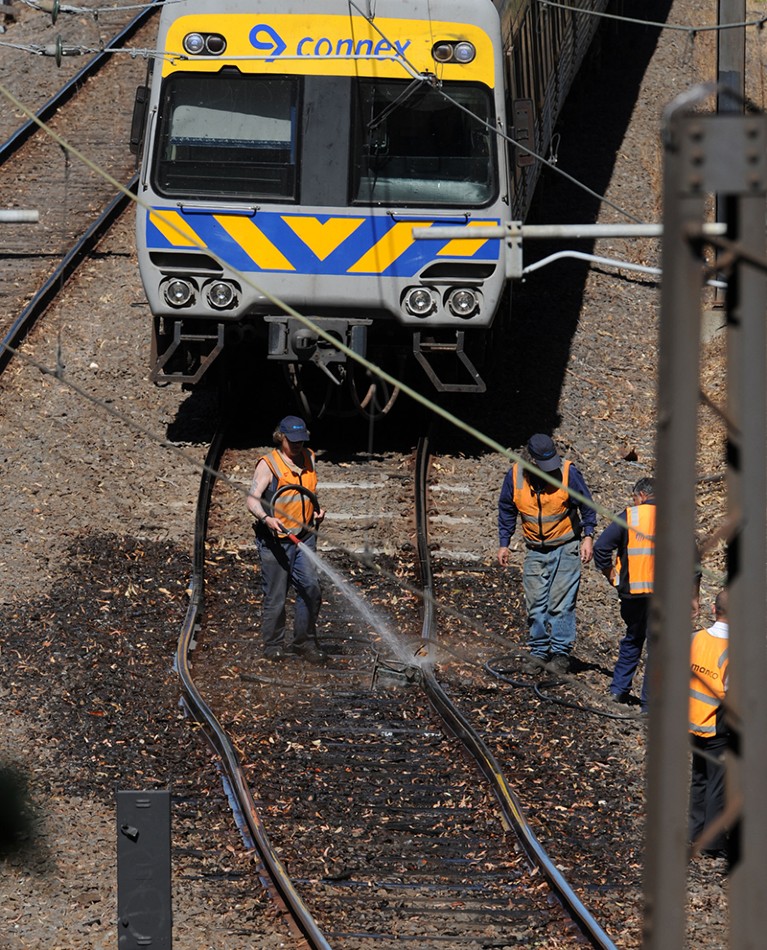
151, 72, 300, 201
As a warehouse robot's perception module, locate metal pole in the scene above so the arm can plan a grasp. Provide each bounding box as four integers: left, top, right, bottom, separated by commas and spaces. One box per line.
117, 789, 172, 949
724, 122, 767, 946
642, 101, 705, 950
413, 222, 728, 241
0, 210, 39, 223
717, 0, 745, 109
714, 0, 745, 304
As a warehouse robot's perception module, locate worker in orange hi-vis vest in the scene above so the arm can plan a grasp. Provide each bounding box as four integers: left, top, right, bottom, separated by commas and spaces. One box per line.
593, 477, 657, 712
497, 433, 596, 676
689, 589, 730, 861
247, 416, 326, 664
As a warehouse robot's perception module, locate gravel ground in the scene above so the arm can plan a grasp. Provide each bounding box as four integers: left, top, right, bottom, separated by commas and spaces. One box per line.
0, 0, 743, 945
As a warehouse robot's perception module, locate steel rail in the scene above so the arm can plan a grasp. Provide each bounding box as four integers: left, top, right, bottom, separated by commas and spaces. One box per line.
0, 0, 161, 166
174, 427, 332, 950
412, 435, 618, 950
0, 175, 137, 373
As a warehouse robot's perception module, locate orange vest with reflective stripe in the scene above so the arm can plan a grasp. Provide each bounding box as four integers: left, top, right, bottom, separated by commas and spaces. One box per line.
615, 503, 655, 595
260, 448, 318, 538
689, 627, 729, 738
512, 460, 575, 546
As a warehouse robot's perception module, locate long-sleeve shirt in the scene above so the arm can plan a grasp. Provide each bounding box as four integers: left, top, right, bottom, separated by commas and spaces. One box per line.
498, 462, 596, 548
593, 502, 656, 598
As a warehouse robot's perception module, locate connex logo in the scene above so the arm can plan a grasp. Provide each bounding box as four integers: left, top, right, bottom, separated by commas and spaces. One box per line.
248, 22, 412, 61
249, 24, 287, 60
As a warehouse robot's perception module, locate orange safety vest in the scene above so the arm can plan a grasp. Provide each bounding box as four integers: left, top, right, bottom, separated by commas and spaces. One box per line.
689, 626, 729, 738
260, 448, 318, 538
615, 503, 655, 595
512, 460, 576, 547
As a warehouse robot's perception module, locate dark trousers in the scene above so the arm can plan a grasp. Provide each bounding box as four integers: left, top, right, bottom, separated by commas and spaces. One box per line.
689, 732, 728, 854
256, 532, 321, 654
611, 595, 650, 708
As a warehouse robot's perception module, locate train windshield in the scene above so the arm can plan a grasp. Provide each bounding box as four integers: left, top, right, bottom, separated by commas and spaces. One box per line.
352, 80, 497, 206
152, 73, 299, 200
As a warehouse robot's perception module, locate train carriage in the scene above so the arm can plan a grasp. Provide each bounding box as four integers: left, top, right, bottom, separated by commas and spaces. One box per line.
133, 0, 607, 408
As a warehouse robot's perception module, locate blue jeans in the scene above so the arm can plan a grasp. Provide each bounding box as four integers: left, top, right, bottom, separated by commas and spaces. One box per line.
522, 539, 582, 658
256, 532, 321, 654
611, 595, 650, 707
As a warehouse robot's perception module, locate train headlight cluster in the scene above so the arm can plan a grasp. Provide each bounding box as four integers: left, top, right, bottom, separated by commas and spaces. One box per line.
403, 286, 481, 319
204, 279, 238, 310
432, 40, 476, 65
183, 32, 227, 55
447, 288, 479, 317
404, 287, 437, 316
162, 277, 195, 308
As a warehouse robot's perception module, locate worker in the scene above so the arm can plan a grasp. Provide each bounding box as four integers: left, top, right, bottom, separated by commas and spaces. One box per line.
247, 416, 325, 662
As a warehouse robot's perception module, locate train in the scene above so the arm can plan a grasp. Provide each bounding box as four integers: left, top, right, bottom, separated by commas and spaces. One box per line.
131, 0, 608, 415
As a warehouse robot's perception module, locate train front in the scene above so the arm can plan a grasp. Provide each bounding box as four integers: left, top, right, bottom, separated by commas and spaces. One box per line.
136, 0, 508, 395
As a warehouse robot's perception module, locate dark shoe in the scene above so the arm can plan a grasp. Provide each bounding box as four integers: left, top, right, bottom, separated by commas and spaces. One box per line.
547, 654, 570, 675
264, 648, 287, 662
294, 642, 324, 664
521, 656, 544, 675
607, 691, 630, 704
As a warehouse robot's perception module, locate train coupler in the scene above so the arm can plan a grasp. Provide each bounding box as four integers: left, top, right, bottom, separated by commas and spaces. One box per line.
265, 316, 371, 369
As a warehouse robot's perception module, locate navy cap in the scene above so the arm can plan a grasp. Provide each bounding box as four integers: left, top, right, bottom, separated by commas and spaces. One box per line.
278, 415, 310, 442
527, 433, 561, 472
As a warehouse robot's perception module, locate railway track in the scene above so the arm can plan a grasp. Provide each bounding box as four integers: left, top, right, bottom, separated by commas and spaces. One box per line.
179, 425, 620, 947
0, 1, 159, 349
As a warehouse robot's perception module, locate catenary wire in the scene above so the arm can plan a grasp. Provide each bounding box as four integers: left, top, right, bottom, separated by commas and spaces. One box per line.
0, 74, 728, 588
538, 0, 767, 35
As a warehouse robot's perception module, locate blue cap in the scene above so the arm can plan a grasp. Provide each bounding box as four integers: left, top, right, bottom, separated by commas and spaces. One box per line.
527, 433, 561, 472
278, 415, 310, 442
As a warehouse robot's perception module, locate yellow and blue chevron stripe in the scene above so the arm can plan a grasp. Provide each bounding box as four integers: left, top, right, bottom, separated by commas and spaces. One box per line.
147, 209, 501, 277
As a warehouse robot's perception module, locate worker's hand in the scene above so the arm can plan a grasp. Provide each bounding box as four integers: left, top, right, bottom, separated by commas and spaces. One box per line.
580, 536, 594, 564
497, 546, 510, 567
691, 594, 700, 623
263, 515, 285, 535
315, 507, 326, 525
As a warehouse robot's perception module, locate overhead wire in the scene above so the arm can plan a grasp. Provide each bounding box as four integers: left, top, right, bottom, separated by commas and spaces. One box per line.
0, 4, 730, 582
0, 6, 735, 860
538, 0, 767, 35
0, 33, 729, 587
3, 0, 647, 224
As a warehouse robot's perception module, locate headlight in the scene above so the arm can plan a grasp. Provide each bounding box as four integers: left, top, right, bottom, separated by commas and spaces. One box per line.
447, 288, 478, 317
432, 43, 453, 63
431, 40, 476, 65
404, 287, 436, 316
453, 42, 476, 64
205, 34, 226, 55
183, 33, 205, 55
162, 278, 195, 308
205, 280, 237, 310
183, 33, 226, 55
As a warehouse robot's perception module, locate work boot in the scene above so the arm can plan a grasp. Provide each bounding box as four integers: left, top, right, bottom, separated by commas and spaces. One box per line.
547, 654, 570, 675
607, 690, 630, 704
521, 656, 544, 675
294, 641, 324, 664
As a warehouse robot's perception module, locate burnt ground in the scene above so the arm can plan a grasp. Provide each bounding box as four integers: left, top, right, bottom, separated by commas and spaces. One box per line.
0, 0, 741, 946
